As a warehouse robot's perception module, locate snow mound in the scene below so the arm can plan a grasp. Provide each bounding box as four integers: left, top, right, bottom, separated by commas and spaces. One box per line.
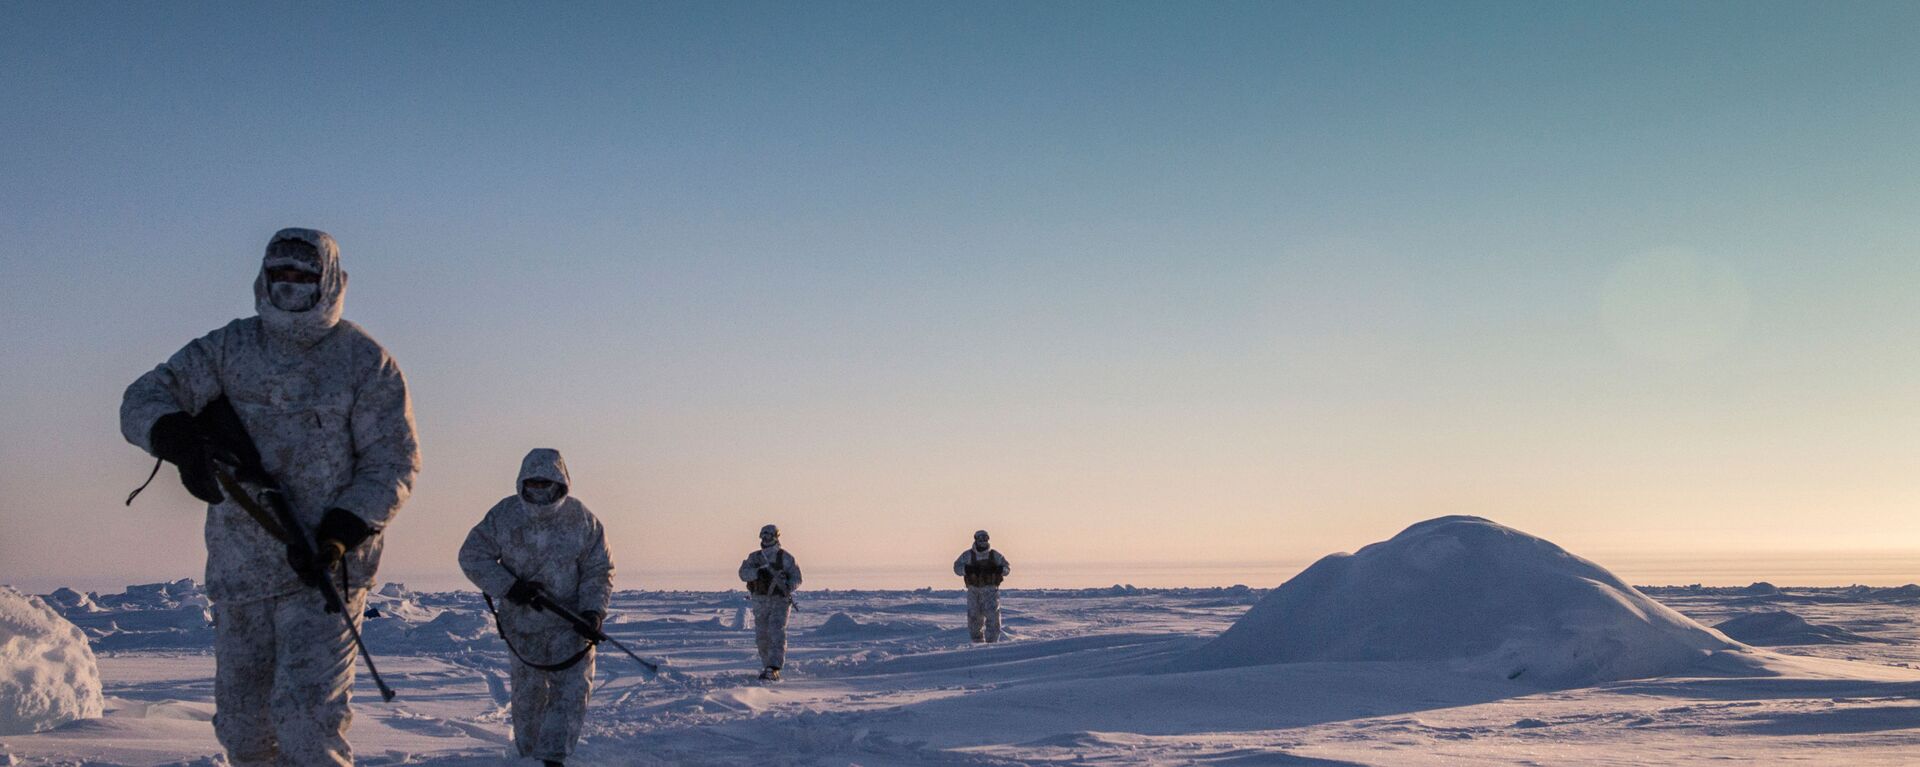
365, 588, 439, 624
810, 612, 940, 639
1878, 584, 1920, 601
0, 586, 105, 735
92, 579, 202, 611
1171, 516, 1736, 687
1712, 611, 1880, 646
45, 581, 215, 652
360, 608, 500, 653
42, 588, 100, 614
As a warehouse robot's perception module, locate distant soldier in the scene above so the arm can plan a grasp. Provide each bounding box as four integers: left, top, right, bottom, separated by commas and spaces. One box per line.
954, 530, 1010, 643
458, 448, 614, 767
738, 524, 801, 680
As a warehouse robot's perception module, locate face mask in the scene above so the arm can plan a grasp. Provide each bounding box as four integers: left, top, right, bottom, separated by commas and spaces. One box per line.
521, 483, 564, 505
268, 281, 320, 312
975, 541, 990, 551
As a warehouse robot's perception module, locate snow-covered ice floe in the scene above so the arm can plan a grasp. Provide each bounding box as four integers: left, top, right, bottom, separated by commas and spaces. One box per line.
6, 517, 1920, 765
0, 586, 104, 736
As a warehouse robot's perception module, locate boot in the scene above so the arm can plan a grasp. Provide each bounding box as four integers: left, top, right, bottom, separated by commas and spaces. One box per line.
765, 666, 782, 681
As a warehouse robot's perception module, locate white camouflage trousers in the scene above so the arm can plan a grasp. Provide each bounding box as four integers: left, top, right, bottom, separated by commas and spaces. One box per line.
750, 594, 792, 669
212, 587, 367, 767
508, 630, 596, 762
967, 586, 1002, 643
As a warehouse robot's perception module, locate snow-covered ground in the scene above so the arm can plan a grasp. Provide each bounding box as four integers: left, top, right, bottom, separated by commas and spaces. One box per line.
1, 580, 1916, 765
6, 518, 1920, 766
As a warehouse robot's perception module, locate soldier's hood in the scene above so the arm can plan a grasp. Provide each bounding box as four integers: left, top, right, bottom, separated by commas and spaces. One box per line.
518, 448, 571, 500
253, 228, 347, 348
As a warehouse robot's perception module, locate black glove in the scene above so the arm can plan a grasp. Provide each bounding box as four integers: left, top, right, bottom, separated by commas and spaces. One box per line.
149, 412, 223, 504
507, 579, 545, 608
575, 610, 606, 640
285, 539, 323, 590
314, 508, 375, 567
285, 509, 373, 583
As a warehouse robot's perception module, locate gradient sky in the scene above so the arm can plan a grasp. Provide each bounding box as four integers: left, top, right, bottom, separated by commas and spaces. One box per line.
3, 1, 1918, 592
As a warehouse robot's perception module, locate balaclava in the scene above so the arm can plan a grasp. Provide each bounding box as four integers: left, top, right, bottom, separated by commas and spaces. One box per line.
253, 227, 347, 348
265, 239, 321, 312
517, 448, 571, 510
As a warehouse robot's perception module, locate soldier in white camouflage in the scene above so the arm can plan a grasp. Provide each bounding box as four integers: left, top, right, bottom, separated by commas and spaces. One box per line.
738, 524, 801, 680
459, 448, 614, 767
955, 530, 1010, 643
121, 228, 420, 766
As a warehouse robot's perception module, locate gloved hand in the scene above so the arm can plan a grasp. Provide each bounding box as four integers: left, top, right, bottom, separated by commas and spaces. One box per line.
574, 610, 606, 640
286, 540, 316, 583
284, 509, 373, 583
507, 579, 546, 609
313, 508, 375, 568
285, 539, 334, 596
149, 412, 223, 504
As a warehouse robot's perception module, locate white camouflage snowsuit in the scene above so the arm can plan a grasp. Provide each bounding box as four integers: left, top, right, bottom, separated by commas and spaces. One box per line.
738, 547, 801, 670
955, 547, 1009, 643
120, 228, 420, 767
458, 449, 615, 763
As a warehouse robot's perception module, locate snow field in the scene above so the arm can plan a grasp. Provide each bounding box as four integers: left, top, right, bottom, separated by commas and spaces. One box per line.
6, 518, 1920, 764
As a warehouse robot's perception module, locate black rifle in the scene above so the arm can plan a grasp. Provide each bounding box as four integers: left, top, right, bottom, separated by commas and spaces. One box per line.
485, 567, 663, 678
166, 396, 397, 702
753, 565, 800, 611
531, 588, 662, 677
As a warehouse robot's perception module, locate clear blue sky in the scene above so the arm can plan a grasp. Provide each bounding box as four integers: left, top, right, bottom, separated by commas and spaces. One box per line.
3, 1, 1918, 591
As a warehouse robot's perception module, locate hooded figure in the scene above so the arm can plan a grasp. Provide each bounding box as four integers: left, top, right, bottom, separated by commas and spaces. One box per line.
737, 524, 801, 680
458, 448, 614, 766
120, 228, 420, 766
954, 530, 1010, 643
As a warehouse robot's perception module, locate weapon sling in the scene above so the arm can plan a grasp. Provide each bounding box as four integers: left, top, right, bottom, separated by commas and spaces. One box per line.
485, 565, 661, 676
211, 464, 397, 701
482, 593, 594, 672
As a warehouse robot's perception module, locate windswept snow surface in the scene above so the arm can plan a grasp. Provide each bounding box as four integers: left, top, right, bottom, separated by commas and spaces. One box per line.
7, 546, 1920, 764
1174, 516, 1738, 687
0, 586, 104, 735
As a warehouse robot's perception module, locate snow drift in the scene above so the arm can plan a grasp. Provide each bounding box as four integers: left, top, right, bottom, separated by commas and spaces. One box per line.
1713, 611, 1880, 646
810, 612, 940, 639
1171, 516, 1736, 687
0, 586, 104, 735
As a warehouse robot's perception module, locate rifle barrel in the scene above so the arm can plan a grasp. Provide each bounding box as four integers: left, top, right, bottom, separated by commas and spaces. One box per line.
532, 593, 660, 674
